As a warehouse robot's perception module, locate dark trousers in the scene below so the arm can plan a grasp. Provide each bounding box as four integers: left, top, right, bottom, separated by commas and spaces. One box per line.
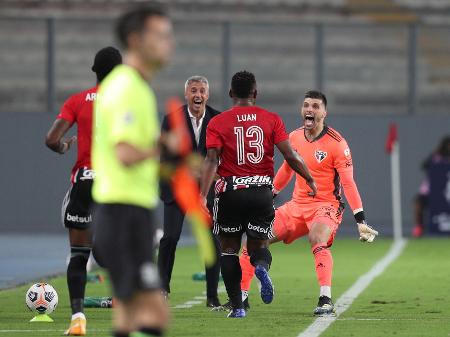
157, 200, 221, 298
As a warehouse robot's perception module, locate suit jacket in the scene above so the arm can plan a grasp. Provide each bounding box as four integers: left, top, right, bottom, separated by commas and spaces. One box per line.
160, 104, 221, 204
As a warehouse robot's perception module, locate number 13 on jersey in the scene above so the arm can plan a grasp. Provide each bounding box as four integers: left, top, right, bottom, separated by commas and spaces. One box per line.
234, 126, 265, 165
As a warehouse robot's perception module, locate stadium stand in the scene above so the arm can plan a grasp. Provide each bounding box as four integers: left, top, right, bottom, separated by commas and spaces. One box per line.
0, 0, 449, 114
395, 0, 450, 10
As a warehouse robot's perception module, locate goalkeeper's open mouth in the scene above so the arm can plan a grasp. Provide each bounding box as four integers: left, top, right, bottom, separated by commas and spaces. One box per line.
304, 114, 315, 128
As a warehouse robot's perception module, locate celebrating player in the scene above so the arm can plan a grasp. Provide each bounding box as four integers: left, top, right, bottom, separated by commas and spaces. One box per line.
45, 46, 122, 335
92, 5, 174, 337
238, 90, 379, 316
200, 71, 316, 318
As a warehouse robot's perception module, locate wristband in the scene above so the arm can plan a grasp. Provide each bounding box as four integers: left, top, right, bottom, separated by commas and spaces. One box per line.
354, 210, 365, 224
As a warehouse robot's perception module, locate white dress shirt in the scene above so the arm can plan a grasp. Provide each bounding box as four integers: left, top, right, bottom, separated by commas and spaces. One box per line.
187, 107, 206, 145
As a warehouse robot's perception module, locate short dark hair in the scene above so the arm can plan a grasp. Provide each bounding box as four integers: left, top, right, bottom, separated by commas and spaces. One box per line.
91, 46, 122, 82
422, 135, 450, 169
231, 70, 256, 99
304, 90, 327, 108
116, 4, 168, 48
437, 135, 450, 157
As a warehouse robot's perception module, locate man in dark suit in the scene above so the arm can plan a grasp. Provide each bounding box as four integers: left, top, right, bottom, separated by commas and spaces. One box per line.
158, 75, 222, 308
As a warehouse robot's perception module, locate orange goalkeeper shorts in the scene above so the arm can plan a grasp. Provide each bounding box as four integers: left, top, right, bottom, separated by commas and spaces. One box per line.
273, 200, 343, 246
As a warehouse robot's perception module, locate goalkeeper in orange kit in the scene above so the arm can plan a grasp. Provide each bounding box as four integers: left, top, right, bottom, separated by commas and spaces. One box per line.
236, 90, 378, 316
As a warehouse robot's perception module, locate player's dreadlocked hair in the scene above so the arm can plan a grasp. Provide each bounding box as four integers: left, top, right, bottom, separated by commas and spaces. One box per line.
116, 3, 168, 48
231, 70, 256, 99
305, 90, 327, 108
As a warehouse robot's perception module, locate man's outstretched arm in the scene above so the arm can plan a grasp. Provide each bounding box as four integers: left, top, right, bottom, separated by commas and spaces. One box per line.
276, 140, 317, 196
273, 160, 294, 194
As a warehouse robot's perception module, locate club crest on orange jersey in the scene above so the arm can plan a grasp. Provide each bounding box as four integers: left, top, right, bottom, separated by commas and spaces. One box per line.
315, 150, 327, 163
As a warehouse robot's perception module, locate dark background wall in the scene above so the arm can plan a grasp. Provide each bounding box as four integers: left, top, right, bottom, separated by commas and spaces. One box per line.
1, 110, 448, 237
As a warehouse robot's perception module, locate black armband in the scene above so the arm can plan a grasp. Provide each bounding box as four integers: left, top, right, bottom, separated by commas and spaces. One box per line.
354, 210, 366, 223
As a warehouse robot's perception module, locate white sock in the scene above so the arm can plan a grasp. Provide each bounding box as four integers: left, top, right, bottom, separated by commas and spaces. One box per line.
71, 312, 86, 320
320, 286, 331, 298
241, 290, 248, 301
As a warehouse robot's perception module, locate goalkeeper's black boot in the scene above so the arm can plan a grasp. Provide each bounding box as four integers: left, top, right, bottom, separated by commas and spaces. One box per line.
313, 296, 335, 316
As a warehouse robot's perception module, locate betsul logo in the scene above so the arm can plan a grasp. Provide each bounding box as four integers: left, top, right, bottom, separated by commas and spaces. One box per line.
67, 213, 92, 223
315, 150, 327, 163
248, 224, 268, 234
222, 225, 242, 233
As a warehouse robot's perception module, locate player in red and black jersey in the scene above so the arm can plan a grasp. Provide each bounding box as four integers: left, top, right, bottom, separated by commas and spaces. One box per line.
45, 47, 121, 336
200, 71, 316, 318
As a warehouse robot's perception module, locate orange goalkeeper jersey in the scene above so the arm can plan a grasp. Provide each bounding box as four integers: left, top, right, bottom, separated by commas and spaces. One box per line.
274, 126, 363, 212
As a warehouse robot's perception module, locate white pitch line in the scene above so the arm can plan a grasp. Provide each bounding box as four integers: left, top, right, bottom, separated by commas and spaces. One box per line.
337, 318, 406, 321
173, 285, 226, 309
173, 304, 193, 309
298, 239, 408, 337
194, 296, 207, 300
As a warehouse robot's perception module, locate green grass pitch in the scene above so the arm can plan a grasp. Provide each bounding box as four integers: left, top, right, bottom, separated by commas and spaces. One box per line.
1, 238, 449, 337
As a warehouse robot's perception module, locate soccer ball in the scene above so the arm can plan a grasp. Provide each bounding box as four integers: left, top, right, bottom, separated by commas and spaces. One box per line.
25, 283, 58, 314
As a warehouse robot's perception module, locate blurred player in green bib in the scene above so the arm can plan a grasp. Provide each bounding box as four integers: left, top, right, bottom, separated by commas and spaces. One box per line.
92, 4, 174, 337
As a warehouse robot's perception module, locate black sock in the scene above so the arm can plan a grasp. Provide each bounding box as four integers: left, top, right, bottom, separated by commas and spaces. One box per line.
250, 247, 272, 271
113, 331, 129, 337
138, 327, 163, 336
205, 234, 221, 298
70, 299, 84, 315
220, 254, 243, 310
67, 246, 90, 314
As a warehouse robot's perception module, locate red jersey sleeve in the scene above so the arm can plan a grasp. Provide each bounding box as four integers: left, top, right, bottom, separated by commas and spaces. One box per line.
57, 94, 78, 126
206, 116, 223, 149
334, 139, 364, 213
273, 114, 289, 144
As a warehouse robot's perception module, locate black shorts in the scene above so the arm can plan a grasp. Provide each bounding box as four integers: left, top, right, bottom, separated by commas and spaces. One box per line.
213, 186, 275, 240
92, 203, 161, 300
61, 168, 94, 230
